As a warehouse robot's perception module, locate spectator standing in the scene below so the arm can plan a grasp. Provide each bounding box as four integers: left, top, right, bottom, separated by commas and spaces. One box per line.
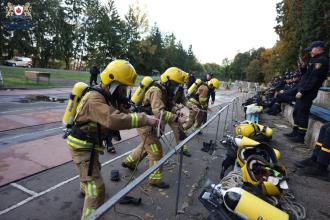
89, 65, 100, 86
187, 72, 196, 89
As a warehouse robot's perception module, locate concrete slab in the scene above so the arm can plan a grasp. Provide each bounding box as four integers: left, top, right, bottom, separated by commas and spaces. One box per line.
0, 129, 138, 187
0, 109, 63, 131
0, 88, 71, 96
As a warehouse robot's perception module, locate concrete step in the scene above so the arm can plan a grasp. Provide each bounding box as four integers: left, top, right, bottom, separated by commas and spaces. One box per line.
323, 77, 330, 87
282, 104, 324, 147
313, 89, 330, 110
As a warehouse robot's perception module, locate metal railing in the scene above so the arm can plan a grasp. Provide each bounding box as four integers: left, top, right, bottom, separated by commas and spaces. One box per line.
89, 96, 241, 220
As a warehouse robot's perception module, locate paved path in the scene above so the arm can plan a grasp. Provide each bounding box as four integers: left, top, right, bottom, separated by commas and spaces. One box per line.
0, 109, 63, 132
0, 88, 71, 96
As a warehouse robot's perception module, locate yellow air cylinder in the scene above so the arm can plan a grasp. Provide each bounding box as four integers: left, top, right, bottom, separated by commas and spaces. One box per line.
235, 123, 255, 137
223, 187, 289, 220
234, 136, 260, 147
62, 82, 88, 126
257, 124, 273, 138
131, 76, 153, 105
188, 79, 202, 95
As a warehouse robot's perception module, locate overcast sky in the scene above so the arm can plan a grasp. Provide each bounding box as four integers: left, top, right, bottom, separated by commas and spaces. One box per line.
109, 0, 280, 64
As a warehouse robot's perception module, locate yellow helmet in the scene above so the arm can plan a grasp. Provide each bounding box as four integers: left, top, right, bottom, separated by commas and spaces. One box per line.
236, 143, 278, 167
100, 60, 137, 86
160, 67, 186, 84
208, 78, 220, 89
241, 156, 288, 196
273, 148, 281, 160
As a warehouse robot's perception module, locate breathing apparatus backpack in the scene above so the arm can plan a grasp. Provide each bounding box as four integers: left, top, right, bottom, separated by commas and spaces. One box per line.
130, 77, 169, 114
187, 79, 202, 95
235, 120, 272, 141
63, 82, 89, 128
62, 82, 118, 138
130, 76, 154, 106
241, 155, 288, 196
220, 136, 281, 179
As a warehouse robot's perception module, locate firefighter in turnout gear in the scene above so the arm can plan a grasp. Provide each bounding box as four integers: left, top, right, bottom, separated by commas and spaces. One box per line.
122, 67, 187, 189
183, 78, 220, 131
66, 60, 158, 219
167, 71, 192, 157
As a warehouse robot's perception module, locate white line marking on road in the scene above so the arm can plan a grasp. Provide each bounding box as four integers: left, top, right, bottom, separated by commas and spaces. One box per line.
10, 183, 38, 196
0, 130, 174, 216
0, 150, 133, 216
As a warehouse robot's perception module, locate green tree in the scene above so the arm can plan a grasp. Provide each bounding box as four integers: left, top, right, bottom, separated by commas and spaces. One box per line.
123, 2, 148, 66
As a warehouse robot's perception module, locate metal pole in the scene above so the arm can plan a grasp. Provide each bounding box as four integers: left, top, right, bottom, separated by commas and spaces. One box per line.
223, 106, 229, 136
88, 99, 236, 220
231, 100, 234, 122
175, 147, 184, 215
236, 98, 239, 121
214, 114, 221, 145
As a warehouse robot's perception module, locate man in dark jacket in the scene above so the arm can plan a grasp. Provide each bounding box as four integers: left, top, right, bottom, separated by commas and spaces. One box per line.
89, 65, 100, 86
187, 72, 196, 89
285, 41, 329, 143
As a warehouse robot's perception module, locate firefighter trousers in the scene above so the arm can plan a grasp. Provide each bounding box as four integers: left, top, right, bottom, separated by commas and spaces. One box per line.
183, 103, 205, 130
292, 93, 317, 134
124, 128, 164, 184
69, 148, 105, 220
312, 122, 330, 166
168, 121, 189, 152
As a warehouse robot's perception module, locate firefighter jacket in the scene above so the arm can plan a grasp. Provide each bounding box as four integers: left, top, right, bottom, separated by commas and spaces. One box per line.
67, 85, 149, 152
170, 87, 187, 113
139, 83, 177, 134
298, 52, 329, 97
189, 84, 209, 108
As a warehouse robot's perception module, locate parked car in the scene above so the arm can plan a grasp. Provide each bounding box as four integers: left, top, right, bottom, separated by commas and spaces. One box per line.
5, 56, 33, 68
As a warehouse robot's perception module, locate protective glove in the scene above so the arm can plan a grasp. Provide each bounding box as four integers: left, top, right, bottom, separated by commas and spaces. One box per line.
146, 115, 159, 126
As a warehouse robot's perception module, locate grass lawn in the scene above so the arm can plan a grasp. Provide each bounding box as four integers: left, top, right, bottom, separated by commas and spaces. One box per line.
0, 66, 159, 88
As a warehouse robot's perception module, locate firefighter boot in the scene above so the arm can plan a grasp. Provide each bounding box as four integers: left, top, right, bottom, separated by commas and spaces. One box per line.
182, 144, 191, 157
290, 130, 305, 143
150, 181, 170, 189
284, 126, 298, 138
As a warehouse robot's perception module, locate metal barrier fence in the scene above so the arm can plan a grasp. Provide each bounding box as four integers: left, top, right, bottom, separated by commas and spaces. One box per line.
89, 96, 241, 220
